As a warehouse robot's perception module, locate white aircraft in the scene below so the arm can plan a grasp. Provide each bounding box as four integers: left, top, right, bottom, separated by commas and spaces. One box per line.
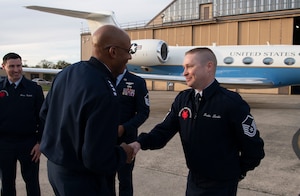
24, 6, 300, 89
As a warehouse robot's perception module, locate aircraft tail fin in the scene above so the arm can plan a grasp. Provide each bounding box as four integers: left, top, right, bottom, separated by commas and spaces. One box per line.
25, 6, 120, 33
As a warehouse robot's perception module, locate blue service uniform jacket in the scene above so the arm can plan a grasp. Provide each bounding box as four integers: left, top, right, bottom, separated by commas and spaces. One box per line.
116, 70, 150, 144
0, 76, 44, 141
40, 57, 127, 174
138, 79, 265, 181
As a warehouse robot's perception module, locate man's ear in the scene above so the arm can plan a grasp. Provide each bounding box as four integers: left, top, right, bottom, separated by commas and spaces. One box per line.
207, 61, 213, 70
108, 47, 117, 59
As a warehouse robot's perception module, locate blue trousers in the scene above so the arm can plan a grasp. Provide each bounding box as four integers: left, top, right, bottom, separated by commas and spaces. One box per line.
106, 160, 135, 196
47, 160, 109, 196
186, 171, 238, 196
0, 137, 40, 196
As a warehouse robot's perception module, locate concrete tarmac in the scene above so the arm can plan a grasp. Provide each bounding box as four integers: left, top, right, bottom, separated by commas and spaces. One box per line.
14, 91, 300, 196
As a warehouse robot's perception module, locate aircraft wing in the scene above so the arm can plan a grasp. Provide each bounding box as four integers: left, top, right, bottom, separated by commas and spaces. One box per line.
133, 73, 273, 88
135, 73, 185, 82
21, 67, 273, 89
216, 77, 273, 88
23, 67, 62, 74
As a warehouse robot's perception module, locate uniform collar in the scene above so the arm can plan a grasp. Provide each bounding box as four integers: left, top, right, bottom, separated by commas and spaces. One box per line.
116, 69, 127, 86
89, 57, 116, 83
2, 76, 23, 89
194, 89, 202, 97
201, 79, 220, 100
8, 76, 22, 87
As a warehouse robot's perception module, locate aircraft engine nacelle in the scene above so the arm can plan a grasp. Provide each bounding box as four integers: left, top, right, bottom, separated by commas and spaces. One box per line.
129, 39, 169, 66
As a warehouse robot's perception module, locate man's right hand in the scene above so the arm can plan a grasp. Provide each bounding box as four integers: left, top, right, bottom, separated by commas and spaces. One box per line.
129, 141, 141, 156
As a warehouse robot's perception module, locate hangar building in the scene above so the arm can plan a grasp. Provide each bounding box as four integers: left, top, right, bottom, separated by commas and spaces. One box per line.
81, 0, 300, 94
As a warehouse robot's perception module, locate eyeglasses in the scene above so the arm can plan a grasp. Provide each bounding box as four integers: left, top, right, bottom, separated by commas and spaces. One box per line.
105, 43, 137, 55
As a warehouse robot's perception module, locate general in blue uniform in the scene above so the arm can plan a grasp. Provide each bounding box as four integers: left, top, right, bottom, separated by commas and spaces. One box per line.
40, 57, 127, 195
40, 25, 134, 196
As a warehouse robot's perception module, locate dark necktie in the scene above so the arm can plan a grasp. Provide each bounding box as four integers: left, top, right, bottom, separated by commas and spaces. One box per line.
195, 93, 201, 110
9, 83, 16, 96
11, 83, 16, 89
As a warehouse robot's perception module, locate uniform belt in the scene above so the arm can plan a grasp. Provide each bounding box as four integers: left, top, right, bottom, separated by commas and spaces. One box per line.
190, 171, 237, 188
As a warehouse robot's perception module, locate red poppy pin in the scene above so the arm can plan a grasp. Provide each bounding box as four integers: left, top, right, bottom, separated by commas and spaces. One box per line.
178, 107, 192, 120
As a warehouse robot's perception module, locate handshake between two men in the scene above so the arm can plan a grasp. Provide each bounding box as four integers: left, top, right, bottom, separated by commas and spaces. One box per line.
120, 142, 142, 163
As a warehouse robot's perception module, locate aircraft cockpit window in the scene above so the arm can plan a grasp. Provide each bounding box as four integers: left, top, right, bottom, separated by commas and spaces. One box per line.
263, 57, 274, 65
284, 58, 295, 65
243, 57, 253, 65
223, 57, 234, 64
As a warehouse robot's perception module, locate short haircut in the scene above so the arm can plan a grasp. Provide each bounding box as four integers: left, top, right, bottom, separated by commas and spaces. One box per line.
2, 52, 22, 64
185, 47, 217, 67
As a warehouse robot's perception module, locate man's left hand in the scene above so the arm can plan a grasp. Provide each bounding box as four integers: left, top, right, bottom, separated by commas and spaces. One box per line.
31, 143, 41, 163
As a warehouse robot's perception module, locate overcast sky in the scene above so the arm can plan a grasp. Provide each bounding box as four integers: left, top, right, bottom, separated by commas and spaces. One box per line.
0, 0, 172, 66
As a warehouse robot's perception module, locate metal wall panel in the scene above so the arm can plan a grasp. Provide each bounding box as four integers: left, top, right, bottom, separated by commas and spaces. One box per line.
174, 26, 193, 46
193, 25, 212, 45
127, 16, 294, 46
218, 22, 239, 45
281, 18, 294, 43
192, 22, 238, 45
80, 33, 92, 61
237, 18, 293, 45
269, 20, 282, 44
152, 27, 193, 46
238, 22, 250, 45
127, 29, 154, 40
248, 21, 260, 44
258, 20, 271, 44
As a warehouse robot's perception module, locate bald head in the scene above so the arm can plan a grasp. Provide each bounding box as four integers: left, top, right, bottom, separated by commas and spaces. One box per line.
92, 25, 130, 54
91, 25, 132, 77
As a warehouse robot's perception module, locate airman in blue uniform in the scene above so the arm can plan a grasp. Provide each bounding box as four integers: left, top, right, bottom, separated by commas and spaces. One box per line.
107, 69, 150, 196
0, 52, 44, 196
130, 47, 265, 196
